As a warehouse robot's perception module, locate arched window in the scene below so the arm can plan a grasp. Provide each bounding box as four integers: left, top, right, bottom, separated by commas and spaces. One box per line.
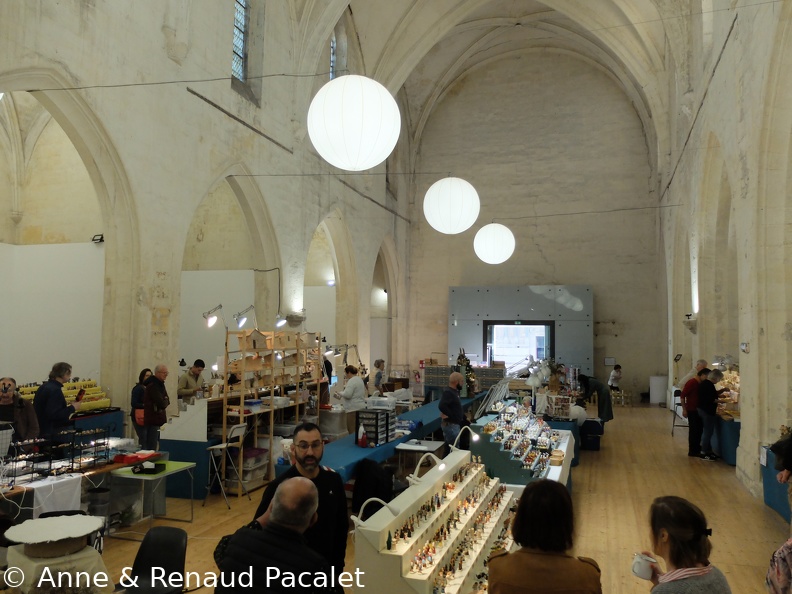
330, 32, 337, 79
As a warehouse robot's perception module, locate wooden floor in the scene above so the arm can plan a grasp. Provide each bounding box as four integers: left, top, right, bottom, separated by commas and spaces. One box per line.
101, 405, 787, 593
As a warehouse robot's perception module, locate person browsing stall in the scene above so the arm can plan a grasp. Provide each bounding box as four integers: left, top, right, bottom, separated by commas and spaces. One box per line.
130, 368, 151, 448
439, 371, 465, 456
142, 364, 170, 450
0, 377, 39, 443
372, 359, 385, 395
252, 423, 348, 575
578, 374, 614, 423
217, 477, 331, 593
696, 369, 728, 461
333, 365, 367, 434
488, 479, 602, 594
678, 359, 709, 388
679, 368, 710, 457
33, 362, 81, 438
177, 359, 205, 400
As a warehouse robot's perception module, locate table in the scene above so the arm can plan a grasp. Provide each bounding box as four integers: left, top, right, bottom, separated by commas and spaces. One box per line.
714, 414, 741, 466
394, 439, 445, 475
111, 461, 195, 539
8, 544, 114, 594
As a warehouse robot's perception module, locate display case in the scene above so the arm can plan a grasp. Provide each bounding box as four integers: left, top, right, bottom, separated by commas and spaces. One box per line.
355, 449, 516, 594
470, 402, 574, 486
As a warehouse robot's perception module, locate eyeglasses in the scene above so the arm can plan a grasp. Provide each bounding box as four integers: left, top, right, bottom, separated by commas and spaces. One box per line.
295, 441, 323, 452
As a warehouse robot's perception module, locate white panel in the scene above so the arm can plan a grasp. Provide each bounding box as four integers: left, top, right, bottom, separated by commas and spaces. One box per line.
179, 270, 254, 368
304, 285, 336, 346
0, 244, 15, 380
8, 243, 105, 384
369, 318, 388, 370
448, 320, 483, 364
555, 321, 593, 375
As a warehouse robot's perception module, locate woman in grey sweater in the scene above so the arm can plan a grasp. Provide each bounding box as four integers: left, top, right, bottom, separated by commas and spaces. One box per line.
641, 496, 731, 593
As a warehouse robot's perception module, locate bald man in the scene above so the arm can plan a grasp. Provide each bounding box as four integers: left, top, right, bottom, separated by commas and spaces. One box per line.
439, 371, 465, 456
216, 477, 331, 593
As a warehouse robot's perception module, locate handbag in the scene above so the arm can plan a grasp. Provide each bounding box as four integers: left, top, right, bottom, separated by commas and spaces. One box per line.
134, 409, 145, 425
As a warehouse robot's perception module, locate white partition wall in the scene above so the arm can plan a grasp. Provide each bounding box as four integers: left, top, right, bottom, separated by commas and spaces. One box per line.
2, 243, 105, 384
179, 270, 255, 371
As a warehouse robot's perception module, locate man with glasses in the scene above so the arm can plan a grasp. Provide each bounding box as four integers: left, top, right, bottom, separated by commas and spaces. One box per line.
33, 361, 81, 438
253, 422, 348, 576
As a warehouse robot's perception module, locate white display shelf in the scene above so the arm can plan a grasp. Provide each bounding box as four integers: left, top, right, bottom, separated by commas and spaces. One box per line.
355, 449, 516, 594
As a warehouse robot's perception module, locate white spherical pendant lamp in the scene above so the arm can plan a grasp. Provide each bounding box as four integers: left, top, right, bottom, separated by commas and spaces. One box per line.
474, 223, 515, 264
307, 75, 401, 171
423, 177, 480, 234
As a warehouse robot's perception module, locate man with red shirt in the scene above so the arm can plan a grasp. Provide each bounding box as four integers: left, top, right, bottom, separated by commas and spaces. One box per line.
680, 367, 710, 457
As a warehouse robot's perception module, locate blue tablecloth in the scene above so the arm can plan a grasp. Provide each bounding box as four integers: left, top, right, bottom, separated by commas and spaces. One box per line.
762, 447, 791, 523
276, 392, 488, 482
714, 416, 741, 466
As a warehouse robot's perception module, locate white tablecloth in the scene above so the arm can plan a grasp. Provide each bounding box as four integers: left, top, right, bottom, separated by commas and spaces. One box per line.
28, 474, 82, 519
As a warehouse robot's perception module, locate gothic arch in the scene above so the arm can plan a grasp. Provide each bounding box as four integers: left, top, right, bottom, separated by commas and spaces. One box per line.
0, 67, 138, 404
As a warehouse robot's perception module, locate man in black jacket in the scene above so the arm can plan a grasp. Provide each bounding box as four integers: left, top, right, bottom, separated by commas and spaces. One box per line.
217, 477, 331, 593
33, 362, 81, 439
252, 422, 348, 574
439, 371, 465, 456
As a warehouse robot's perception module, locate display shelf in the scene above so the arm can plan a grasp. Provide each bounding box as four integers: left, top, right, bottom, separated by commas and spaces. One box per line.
354, 449, 520, 594
470, 402, 574, 486
220, 330, 322, 495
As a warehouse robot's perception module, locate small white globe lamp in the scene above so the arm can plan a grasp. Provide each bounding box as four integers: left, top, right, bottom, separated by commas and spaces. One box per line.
307, 75, 401, 171
474, 223, 515, 264
423, 177, 480, 234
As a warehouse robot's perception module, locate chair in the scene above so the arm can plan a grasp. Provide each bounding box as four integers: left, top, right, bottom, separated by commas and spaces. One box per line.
203, 423, 250, 509
124, 526, 187, 593
671, 389, 688, 435
38, 509, 103, 553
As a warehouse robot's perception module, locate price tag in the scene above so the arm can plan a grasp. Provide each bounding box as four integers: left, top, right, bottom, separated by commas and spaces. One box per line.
760, 446, 768, 467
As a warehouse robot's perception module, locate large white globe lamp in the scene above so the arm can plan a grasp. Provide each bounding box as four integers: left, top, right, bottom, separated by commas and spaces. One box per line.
474, 223, 515, 264
423, 177, 480, 234
307, 75, 401, 171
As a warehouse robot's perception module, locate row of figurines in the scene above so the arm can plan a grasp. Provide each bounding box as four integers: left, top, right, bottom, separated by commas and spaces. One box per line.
510, 437, 555, 460
390, 467, 491, 546
406, 486, 508, 576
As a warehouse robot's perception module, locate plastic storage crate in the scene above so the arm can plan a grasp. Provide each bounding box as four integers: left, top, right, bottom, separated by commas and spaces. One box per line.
355, 410, 396, 446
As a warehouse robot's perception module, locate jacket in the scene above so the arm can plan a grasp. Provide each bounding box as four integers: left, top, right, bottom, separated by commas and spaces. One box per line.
439, 387, 464, 425
143, 375, 169, 426
337, 376, 366, 412
697, 379, 719, 416
215, 521, 332, 594
488, 548, 602, 594
3, 393, 40, 442
253, 464, 348, 572
33, 379, 75, 438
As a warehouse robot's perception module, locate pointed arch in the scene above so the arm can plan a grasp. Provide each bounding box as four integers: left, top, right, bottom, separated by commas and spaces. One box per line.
0, 67, 138, 404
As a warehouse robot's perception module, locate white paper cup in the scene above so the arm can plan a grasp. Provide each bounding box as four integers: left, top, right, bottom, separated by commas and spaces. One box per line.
632, 553, 657, 580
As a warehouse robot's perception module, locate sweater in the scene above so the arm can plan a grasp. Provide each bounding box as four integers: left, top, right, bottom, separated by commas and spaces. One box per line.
252, 464, 348, 572
652, 566, 731, 593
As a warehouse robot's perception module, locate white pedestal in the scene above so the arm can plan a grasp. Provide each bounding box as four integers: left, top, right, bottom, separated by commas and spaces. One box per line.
649, 376, 668, 404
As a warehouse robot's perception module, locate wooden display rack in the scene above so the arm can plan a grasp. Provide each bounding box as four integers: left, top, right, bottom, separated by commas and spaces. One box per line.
220, 329, 322, 495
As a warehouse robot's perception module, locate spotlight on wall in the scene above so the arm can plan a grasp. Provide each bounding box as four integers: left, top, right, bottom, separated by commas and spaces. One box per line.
275, 314, 287, 328
178, 358, 186, 367
203, 304, 224, 328
91, 234, 104, 244
233, 305, 256, 329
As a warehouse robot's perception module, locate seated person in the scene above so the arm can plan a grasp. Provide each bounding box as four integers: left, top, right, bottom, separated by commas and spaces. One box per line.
488, 479, 601, 593
640, 495, 731, 592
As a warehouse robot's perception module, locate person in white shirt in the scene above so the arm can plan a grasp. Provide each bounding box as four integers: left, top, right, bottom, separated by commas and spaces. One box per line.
679, 359, 708, 387
334, 365, 367, 434
608, 365, 622, 391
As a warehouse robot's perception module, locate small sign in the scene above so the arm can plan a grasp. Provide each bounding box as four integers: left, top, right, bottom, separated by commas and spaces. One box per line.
760, 446, 768, 467
604, 357, 616, 366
